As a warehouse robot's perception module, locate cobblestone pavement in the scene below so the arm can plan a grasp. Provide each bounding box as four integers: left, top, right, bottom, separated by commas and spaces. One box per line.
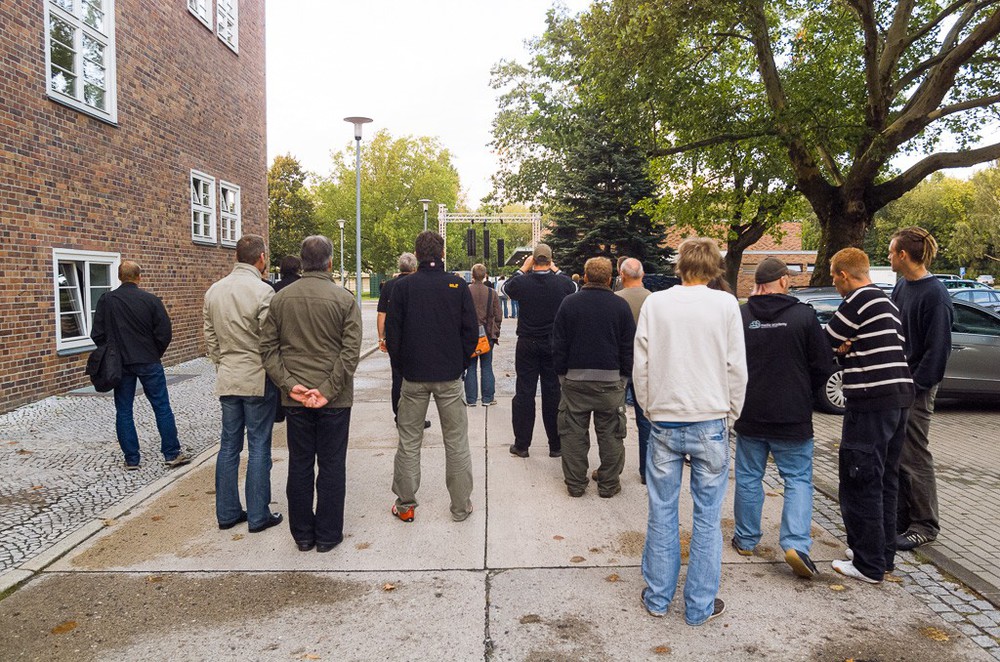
0, 301, 379, 576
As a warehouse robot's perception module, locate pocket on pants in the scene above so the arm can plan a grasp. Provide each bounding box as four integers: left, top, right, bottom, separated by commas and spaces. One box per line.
699, 420, 729, 473
615, 407, 627, 440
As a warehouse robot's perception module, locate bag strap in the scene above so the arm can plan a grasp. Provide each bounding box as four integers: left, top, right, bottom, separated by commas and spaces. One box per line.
103, 293, 122, 348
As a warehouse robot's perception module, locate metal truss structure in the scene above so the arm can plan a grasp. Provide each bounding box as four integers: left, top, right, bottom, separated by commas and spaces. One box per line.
437, 204, 541, 261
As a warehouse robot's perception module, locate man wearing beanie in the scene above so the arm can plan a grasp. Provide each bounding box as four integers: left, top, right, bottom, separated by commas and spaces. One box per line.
502, 243, 578, 458
732, 257, 835, 579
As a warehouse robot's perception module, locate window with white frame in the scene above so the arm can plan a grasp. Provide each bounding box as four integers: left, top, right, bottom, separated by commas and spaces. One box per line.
216, 0, 238, 52
191, 170, 217, 244
219, 181, 241, 246
188, 0, 211, 29
45, 0, 117, 122
53, 249, 119, 352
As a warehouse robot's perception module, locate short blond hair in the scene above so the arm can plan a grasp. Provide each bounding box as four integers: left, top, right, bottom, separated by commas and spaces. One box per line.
584, 257, 613, 285
471, 263, 487, 281
676, 238, 723, 283
830, 247, 870, 280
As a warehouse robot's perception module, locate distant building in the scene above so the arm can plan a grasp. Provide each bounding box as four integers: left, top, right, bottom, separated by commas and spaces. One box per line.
0, 0, 266, 413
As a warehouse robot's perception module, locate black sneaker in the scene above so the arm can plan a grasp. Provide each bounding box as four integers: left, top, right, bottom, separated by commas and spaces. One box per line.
248, 512, 283, 533
896, 530, 934, 550
509, 444, 529, 458
549, 449, 562, 458
784, 549, 818, 578
707, 599, 726, 621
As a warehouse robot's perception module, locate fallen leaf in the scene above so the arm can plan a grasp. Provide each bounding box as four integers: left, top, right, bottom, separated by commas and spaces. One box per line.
31, 485, 43, 490
553, 535, 564, 541
232, 534, 244, 541
520, 614, 542, 624
382, 583, 396, 591
605, 573, 620, 583
50, 621, 77, 634
829, 584, 845, 591
102, 518, 117, 527
884, 573, 902, 583
16, 449, 33, 455
570, 556, 586, 563
920, 626, 950, 642
651, 645, 672, 655
205, 490, 216, 495
146, 576, 163, 583
765, 492, 780, 497
301, 655, 321, 660
151, 515, 163, 521
355, 542, 371, 550
589, 547, 601, 553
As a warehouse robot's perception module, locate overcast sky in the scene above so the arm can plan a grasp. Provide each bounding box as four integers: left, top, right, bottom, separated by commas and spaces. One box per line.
265, 0, 591, 207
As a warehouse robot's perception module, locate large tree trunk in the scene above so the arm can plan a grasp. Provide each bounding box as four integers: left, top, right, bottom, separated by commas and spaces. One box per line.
725, 220, 768, 292
808, 189, 872, 286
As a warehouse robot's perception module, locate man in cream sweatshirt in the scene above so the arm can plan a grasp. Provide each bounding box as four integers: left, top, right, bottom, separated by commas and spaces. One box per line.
634, 237, 747, 627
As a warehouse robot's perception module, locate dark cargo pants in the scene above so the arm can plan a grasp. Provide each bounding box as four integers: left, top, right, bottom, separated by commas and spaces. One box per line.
558, 379, 627, 495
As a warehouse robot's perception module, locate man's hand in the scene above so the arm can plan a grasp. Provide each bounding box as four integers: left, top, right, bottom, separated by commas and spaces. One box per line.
289, 384, 310, 404
378, 338, 388, 353
520, 256, 534, 272
302, 388, 328, 408
835, 340, 853, 356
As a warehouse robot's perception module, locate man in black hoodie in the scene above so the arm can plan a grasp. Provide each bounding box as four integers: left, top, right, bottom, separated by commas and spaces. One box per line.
733, 258, 834, 579
387, 232, 479, 523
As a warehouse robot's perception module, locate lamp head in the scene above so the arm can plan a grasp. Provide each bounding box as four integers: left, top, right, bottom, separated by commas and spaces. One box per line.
337, 219, 346, 230
418, 198, 431, 212
344, 116, 373, 140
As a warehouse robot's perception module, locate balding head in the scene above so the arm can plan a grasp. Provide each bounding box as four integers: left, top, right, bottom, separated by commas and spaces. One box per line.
620, 258, 644, 287
119, 260, 141, 283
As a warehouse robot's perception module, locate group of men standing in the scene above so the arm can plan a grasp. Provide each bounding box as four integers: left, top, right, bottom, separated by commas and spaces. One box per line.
92, 224, 951, 624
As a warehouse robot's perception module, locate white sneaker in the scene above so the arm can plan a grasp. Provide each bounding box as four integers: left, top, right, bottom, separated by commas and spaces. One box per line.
845, 548, 854, 561
831, 559, 881, 584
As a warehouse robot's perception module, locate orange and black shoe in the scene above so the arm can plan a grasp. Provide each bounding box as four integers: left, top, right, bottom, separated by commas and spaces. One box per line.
391, 504, 415, 522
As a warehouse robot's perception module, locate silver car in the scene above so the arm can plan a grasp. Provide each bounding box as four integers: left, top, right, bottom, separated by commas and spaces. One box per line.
789, 290, 1000, 413
951, 288, 1000, 313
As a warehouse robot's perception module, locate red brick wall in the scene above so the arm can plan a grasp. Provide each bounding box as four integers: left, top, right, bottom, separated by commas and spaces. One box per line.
0, 0, 267, 413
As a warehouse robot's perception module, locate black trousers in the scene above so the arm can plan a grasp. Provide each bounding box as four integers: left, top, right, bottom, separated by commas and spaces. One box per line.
285, 406, 351, 547
838, 407, 908, 580
511, 336, 561, 452
390, 358, 403, 419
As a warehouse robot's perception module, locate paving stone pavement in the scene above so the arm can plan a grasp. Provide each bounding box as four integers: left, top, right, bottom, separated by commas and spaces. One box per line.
3, 307, 1000, 659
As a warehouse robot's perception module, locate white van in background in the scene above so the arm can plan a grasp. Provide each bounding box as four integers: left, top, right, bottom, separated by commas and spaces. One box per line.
978, 274, 995, 286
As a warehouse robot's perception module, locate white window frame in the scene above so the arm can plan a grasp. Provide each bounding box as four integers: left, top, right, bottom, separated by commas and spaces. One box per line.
219, 180, 242, 247
187, 0, 212, 30
216, 0, 238, 53
44, 0, 118, 123
191, 170, 217, 245
52, 248, 120, 352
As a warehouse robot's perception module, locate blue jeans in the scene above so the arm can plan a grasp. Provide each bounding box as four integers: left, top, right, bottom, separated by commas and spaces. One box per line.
733, 434, 814, 554
511, 299, 518, 318
626, 381, 651, 478
113, 362, 181, 465
464, 340, 495, 404
642, 418, 729, 626
216, 380, 279, 528
501, 297, 509, 318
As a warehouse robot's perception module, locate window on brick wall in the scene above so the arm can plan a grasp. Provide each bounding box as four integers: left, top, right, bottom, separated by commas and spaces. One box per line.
219, 181, 241, 247
188, 0, 212, 29
191, 170, 217, 244
53, 249, 120, 352
216, 0, 238, 52
45, 0, 117, 123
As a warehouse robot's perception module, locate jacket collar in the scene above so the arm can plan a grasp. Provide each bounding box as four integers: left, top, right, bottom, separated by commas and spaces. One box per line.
231, 262, 264, 278
418, 260, 445, 271
302, 270, 334, 281
582, 283, 611, 291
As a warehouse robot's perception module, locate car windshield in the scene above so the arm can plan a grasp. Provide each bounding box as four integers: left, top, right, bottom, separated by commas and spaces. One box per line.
809, 299, 843, 325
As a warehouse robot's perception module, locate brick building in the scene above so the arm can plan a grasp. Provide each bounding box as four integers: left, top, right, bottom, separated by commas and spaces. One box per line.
0, 0, 266, 413
665, 222, 818, 297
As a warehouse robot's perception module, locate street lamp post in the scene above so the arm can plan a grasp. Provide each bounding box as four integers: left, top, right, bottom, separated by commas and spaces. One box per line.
336, 219, 346, 287
418, 198, 432, 232
344, 116, 372, 307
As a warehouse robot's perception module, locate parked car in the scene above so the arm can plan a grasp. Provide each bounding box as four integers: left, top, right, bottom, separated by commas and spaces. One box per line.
951, 288, 1000, 313
934, 273, 961, 280
941, 279, 993, 290
977, 274, 995, 286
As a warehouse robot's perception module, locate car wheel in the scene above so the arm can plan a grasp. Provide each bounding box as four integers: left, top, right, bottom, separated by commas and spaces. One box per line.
816, 369, 846, 415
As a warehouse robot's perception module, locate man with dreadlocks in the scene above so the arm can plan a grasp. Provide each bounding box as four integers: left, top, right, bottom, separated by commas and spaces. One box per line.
888, 227, 953, 551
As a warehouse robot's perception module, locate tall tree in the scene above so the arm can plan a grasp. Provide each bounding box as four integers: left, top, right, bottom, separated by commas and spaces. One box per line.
312, 131, 461, 275
268, 154, 317, 267
951, 164, 1000, 272
544, 112, 673, 277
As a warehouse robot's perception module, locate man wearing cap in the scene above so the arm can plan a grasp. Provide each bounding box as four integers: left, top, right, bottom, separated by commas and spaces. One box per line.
502, 243, 578, 458
732, 257, 835, 579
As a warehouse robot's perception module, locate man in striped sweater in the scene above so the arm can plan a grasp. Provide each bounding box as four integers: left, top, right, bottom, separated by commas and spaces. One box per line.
826, 248, 915, 584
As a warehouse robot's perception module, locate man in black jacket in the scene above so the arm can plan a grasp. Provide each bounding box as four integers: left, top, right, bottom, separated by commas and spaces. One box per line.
732, 258, 834, 579
91, 260, 190, 470
387, 232, 478, 523
552, 257, 634, 498
889, 227, 953, 551
503, 243, 577, 458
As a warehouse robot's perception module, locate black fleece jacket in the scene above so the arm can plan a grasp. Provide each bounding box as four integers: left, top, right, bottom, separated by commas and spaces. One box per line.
735, 294, 835, 440
551, 285, 635, 377
386, 261, 478, 382
502, 269, 577, 339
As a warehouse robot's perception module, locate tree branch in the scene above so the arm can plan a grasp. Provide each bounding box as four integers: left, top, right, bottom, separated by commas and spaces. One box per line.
879, 0, 917, 88
647, 129, 778, 157
872, 141, 1000, 207
903, 0, 983, 50
816, 144, 846, 186
927, 92, 1000, 120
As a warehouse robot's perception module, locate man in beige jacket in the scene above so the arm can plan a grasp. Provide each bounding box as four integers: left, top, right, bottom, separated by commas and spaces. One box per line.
203, 234, 282, 534
261, 235, 362, 552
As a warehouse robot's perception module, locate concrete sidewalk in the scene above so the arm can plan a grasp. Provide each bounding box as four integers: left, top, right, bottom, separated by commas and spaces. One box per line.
1, 327, 995, 660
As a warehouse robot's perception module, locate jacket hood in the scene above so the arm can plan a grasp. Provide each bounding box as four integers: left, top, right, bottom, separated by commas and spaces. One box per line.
746, 293, 800, 322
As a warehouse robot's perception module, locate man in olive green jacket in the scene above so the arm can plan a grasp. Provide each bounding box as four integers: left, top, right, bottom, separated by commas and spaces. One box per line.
204, 234, 281, 534
261, 235, 362, 552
